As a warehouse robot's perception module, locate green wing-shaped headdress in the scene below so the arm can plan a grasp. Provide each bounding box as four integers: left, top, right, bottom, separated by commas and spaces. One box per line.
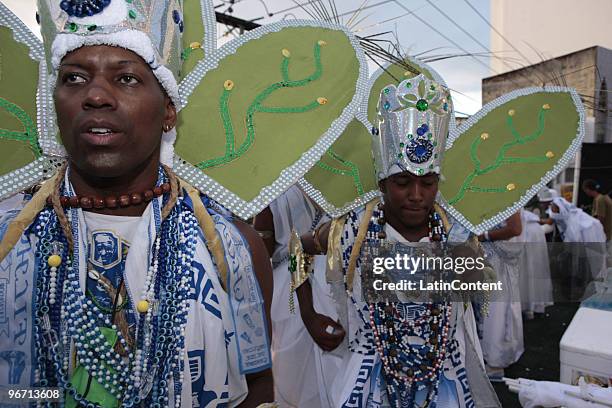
175, 19, 368, 219
438, 87, 584, 233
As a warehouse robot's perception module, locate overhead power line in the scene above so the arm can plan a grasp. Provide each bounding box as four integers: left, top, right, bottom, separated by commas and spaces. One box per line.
462, 0, 534, 67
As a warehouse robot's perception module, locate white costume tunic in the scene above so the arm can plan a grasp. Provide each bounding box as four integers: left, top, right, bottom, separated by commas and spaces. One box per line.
516, 209, 553, 315
326, 204, 500, 408
0, 187, 271, 407
480, 222, 524, 369
269, 186, 341, 407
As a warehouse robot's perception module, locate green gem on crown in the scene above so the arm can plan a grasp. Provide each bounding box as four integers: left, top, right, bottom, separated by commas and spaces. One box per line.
416, 99, 428, 112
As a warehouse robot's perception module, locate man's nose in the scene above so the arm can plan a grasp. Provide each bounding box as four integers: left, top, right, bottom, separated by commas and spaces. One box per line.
82, 79, 117, 110
407, 182, 424, 202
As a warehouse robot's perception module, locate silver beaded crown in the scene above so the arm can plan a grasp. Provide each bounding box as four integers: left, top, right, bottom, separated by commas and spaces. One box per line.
37, 0, 183, 104
373, 74, 451, 179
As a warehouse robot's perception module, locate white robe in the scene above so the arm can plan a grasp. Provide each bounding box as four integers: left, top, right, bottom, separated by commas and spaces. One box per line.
550, 197, 607, 283
481, 224, 524, 368
269, 186, 341, 407
517, 209, 554, 314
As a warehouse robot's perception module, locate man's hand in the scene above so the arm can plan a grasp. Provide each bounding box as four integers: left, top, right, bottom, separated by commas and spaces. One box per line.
295, 279, 345, 351
301, 311, 345, 351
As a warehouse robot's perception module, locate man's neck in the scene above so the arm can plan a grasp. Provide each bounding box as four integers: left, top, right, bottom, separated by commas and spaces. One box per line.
67, 160, 160, 217
383, 206, 430, 242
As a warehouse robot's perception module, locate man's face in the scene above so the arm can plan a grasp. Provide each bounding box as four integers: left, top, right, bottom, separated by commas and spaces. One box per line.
550, 203, 560, 213
54, 45, 176, 178
380, 172, 439, 228
94, 233, 116, 265
582, 187, 596, 198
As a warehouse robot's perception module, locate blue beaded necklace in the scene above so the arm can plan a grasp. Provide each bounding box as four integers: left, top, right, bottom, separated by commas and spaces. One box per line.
31, 166, 195, 407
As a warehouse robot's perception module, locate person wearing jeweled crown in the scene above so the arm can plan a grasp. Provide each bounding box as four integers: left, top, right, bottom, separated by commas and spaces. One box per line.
290, 68, 502, 407
0, 1, 276, 406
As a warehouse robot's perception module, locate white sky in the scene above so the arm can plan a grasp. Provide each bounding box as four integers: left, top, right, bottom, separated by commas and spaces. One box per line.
3, 0, 493, 115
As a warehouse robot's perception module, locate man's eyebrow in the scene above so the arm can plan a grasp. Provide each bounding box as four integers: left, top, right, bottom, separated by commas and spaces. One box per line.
59, 60, 140, 68
58, 62, 86, 69
117, 60, 139, 65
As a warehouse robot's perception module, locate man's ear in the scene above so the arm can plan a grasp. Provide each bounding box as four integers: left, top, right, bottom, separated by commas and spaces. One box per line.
378, 179, 387, 194
164, 97, 177, 129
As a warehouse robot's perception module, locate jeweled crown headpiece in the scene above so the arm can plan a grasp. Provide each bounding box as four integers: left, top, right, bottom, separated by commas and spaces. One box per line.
373, 74, 451, 179
37, 0, 183, 105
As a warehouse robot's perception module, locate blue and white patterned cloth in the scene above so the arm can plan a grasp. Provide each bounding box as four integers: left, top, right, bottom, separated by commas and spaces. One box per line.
0, 188, 270, 407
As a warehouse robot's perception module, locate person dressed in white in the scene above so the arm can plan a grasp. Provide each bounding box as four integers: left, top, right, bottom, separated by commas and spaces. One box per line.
517, 208, 555, 318
478, 213, 524, 380
289, 71, 502, 407
549, 197, 607, 244
255, 186, 341, 407
548, 197, 607, 296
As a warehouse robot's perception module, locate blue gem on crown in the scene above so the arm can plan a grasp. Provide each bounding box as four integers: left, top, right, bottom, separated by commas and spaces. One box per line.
405, 137, 434, 164
60, 0, 111, 18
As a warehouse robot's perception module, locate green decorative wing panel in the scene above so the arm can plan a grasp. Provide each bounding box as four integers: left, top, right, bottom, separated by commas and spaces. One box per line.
0, 3, 59, 201
179, 0, 217, 80
439, 87, 584, 233
300, 119, 378, 217
176, 20, 367, 219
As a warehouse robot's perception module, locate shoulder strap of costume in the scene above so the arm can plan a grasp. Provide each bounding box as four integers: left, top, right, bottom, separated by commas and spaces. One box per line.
326, 212, 347, 283
0, 172, 60, 263
346, 198, 379, 292
181, 179, 229, 292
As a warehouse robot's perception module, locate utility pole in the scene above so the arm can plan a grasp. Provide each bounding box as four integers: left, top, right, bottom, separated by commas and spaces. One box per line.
215, 11, 261, 34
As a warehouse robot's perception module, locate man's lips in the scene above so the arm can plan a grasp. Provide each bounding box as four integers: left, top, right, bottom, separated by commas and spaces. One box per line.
402, 207, 427, 213
80, 129, 124, 146
78, 121, 124, 146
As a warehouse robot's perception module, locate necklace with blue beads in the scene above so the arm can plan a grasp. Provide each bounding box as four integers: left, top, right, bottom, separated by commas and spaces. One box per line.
31, 166, 194, 407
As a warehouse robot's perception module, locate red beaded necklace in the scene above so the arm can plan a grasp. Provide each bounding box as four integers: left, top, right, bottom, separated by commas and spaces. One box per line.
46, 182, 171, 209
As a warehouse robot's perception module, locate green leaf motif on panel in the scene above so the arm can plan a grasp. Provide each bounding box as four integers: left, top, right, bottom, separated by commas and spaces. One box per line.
304, 118, 378, 209
440, 92, 579, 225
176, 26, 361, 202
0, 26, 42, 176
198, 42, 325, 169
